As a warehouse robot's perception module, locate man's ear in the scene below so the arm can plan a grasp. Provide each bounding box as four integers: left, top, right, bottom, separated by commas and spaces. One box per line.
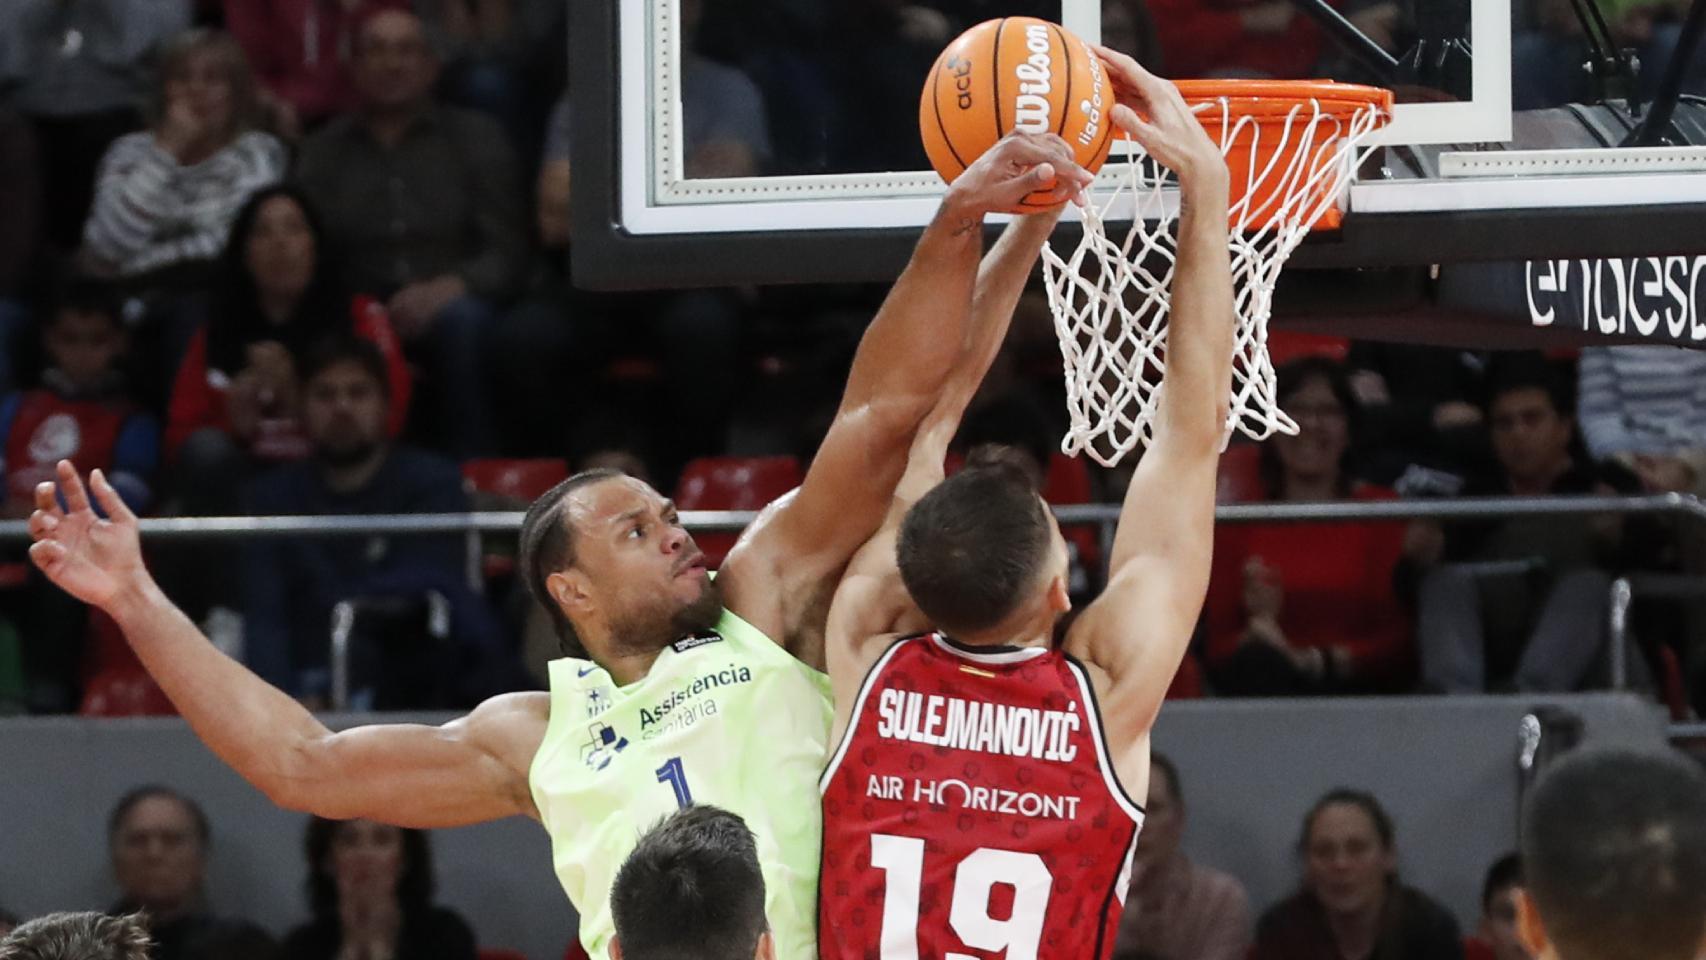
1517, 888, 1550, 958
1046, 574, 1071, 614
609, 936, 623, 960
549, 568, 592, 619
755, 930, 776, 960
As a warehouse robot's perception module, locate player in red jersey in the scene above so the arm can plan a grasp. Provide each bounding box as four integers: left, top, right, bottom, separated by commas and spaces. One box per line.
818, 49, 1235, 960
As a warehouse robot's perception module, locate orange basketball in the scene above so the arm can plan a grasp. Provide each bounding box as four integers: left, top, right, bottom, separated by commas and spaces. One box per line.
919, 17, 1117, 211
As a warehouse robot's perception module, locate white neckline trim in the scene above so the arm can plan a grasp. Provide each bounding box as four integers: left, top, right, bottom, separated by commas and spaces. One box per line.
929, 632, 1050, 665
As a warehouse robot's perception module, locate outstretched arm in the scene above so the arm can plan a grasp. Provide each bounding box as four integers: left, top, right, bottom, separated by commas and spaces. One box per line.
721, 133, 1091, 665
1064, 50, 1234, 747
29, 462, 543, 828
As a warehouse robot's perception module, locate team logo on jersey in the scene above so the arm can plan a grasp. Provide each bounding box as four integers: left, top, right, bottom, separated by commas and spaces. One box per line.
585, 686, 612, 718
670, 630, 724, 653
580, 721, 628, 771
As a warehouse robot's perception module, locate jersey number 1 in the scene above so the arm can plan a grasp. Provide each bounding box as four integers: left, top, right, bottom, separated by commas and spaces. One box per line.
656, 757, 694, 808
869, 833, 1053, 960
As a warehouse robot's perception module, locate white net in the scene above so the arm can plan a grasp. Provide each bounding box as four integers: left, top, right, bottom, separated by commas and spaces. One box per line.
1041, 92, 1388, 466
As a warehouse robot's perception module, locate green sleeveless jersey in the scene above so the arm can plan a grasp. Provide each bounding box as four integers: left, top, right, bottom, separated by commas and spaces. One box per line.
529, 607, 834, 960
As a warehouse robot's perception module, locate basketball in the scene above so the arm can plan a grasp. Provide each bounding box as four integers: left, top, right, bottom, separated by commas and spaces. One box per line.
919, 17, 1118, 211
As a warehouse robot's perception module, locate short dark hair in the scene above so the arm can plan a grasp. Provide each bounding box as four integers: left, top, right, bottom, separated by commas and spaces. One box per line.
1484, 352, 1570, 417
957, 392, 1056, 474
1481, 852, 1523, 913
52, 276, 121, 328
107, 786, 210, 850
611, 805, 769, 960
519, 469, 628, 657
1521, 748, 1706, 960
300, 335, 389, 396
0, 912, 151, 960
897, 454, 1053, 636
1299, 787, 1395, 855
1151, 752, 1183, 807
303, 817, 435, 925
1262, 356, 1361, 498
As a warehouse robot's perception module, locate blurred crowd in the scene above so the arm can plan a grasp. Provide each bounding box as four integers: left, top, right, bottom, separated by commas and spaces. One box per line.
0, 763, 1537, 960
0, 0, 1702, 721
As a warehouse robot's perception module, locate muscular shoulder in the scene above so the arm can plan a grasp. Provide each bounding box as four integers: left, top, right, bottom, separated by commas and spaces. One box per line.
462, 691, 551, 777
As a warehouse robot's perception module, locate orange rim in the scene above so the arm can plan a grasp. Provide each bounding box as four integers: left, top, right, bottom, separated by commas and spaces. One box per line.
1172, 79, 1395, 121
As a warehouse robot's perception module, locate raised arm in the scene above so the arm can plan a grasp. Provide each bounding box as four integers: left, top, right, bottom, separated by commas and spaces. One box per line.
1064, 50, 1234, 747
28, 462, 543, 828
720, 133, 1091, 663
825, 209, 1065, 711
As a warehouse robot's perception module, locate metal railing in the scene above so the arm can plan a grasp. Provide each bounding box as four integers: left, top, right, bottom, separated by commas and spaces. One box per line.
0, 492, 1701, 539
8, 492, 1700, 725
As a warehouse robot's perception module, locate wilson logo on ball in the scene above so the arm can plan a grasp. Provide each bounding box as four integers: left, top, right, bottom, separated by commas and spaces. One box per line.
918, 17, 1118, 212
1012, 23, 1055, 133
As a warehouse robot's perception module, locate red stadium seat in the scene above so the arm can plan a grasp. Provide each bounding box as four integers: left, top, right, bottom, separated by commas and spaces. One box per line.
80, 613, 173, 716
675, 456, 805, 566
1267, 331, 1350, 366
463, 459, 571, 580
462, 459, 571, 503
1217, 443, 1265, 504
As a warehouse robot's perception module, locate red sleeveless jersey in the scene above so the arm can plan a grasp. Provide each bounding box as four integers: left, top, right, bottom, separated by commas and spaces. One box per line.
818, 633, 1144, 960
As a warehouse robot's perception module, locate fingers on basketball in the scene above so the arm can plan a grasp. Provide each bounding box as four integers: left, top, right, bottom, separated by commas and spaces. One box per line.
919, 17, 1117, 212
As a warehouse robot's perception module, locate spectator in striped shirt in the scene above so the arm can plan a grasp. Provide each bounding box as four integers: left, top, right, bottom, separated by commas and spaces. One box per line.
1577, 345, 1706, 497
79, 29, 286, 284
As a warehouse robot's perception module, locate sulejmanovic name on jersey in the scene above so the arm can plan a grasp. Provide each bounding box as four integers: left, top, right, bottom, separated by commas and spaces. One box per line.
874, 689, 1081, 761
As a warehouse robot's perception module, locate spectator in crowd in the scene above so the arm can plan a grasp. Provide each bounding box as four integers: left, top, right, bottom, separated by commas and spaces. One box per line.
295, 8, 525, 457
107, 787, 269, 960
1518, 748, 1706, 960
1411, 357, 1633, 694
2, 280, 159, 519
1465, 854, 1529, 960
1346, 342, 1489, 493
412, 0, 530, 142
80, 29, 285, 285
0, 912, 150, 960
0, 107, 43, 394
166, 185, 411, 513
610, 805, 773, 960
221, 0, 408, 138
1114, 754, 1252, 960
241, 337, 508, 707
1202, 357, 1415, 695
282, 817, 476, 960
0, 279, 158, 713
1255, 788, 1462, 960
1577, 345, 1706, 492
0, 0, 191, 253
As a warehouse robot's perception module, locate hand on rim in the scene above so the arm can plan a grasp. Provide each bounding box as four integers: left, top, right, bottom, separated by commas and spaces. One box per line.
1092, 46, 1227, 192
944, 131, 1094, 219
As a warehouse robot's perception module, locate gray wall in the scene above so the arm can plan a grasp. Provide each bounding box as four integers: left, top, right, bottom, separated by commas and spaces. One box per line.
0, 694, 1668, 959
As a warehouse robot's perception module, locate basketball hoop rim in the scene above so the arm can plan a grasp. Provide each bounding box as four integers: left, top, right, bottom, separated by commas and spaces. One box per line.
1172, 79, 1396, 122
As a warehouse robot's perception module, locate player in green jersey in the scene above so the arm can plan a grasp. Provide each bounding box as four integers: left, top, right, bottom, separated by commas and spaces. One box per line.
25, 131, 1093, 960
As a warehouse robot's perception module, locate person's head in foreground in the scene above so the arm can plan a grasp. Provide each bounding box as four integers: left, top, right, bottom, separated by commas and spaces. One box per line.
1518, 747, 1706, 960
896, 448, 1070, 645
610, 805, 773, 960
1477, 853, 1531, 960
0, 912, 150, 960
520, 470, 715, 661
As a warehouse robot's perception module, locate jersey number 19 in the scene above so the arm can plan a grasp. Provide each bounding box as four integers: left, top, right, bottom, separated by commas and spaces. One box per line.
869, 833, 1054, 960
